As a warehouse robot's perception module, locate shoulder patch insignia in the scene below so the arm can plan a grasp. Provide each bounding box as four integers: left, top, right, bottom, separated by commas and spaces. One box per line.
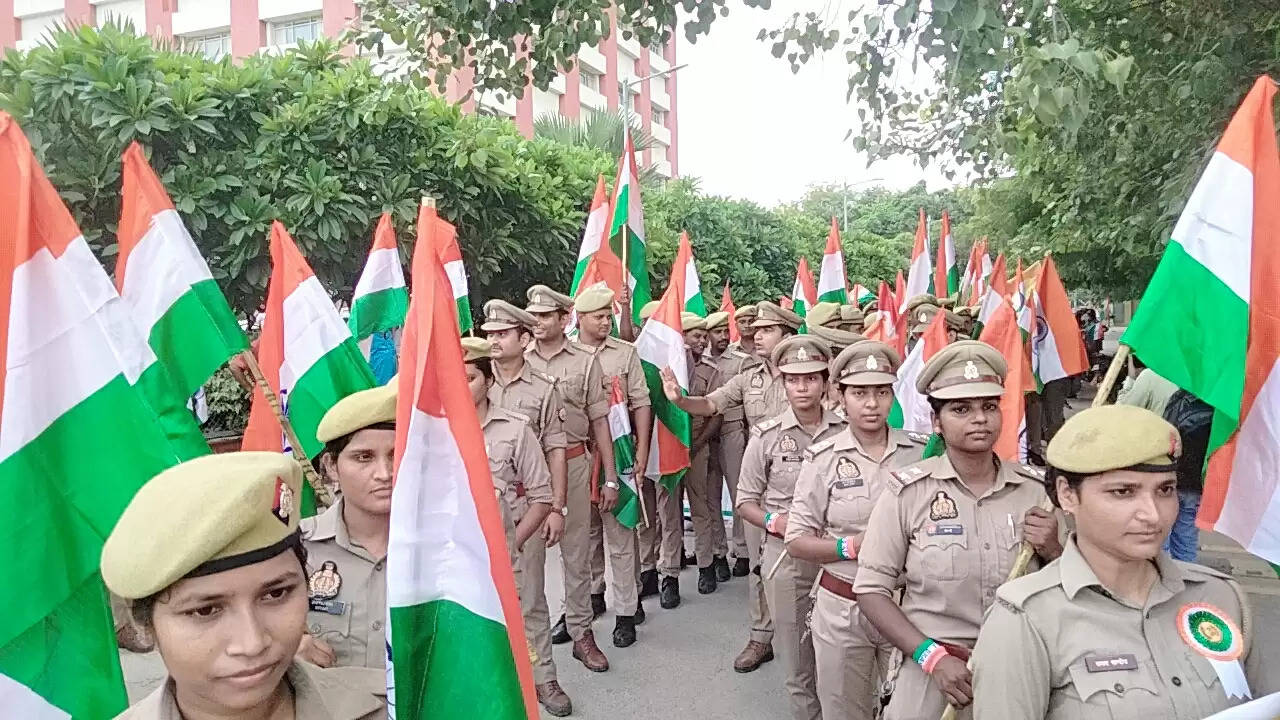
308, 560, 342, 600
836, 456, 860, 480
750, 372, 765, 388
807, 437, 837, 457
906, 431, 930, 444
1016, 464, 1046, 481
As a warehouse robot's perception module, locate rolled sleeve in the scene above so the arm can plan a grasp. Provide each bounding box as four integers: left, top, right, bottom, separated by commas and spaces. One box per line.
851, 490, 907, 599
736, 432, 768, 507
785, 458, 828, 543
626, 349, 650, 409
583, 356, 608, 421
515, 424, 553, 506
970, 599, 1051, 720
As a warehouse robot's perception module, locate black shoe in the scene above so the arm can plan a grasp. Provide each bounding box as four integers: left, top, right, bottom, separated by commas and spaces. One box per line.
612, 615, 637, 648
714, 555, 731, 582
634, 601, 646, 625
551, 614, 570, 645
682, 551, 696, 568
639, 569, 659, 599
698, 566, 718, 595
591, 592, 606, 618
732, 557, 749, 577
659, 576, 681, 609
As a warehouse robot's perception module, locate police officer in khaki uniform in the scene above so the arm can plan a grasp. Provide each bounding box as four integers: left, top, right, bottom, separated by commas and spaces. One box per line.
680, 313, 725, 596
734, 336, 846, 720
804, 301, 842, 330
729, 303, 759, 355
837, 304, 865, 333
853, 340, 1064, 720
103, 453, 386, 720
666, 300, 803, 672
524, 284, 627, 668
462, 337, 570, 716
807, 324, 867, 417
971, 405, 1277, 719
298, 383, 397, 671
574, 284, 651, 626
786, 341, 925, 720
704, 310, 755, 580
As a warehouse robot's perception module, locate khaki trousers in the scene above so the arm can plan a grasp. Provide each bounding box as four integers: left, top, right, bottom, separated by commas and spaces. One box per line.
636, 478, 659, 573
744, 521, 774, 643
812, 583, 892, 720
656, 479, 685, 578
884, 656, 972, 720
718, 422, 749, 558
589, 504, 606, 594
560, 452, 594, 639
761, 536, 821, 720
683, 444, 720, 568
516, 536, 556, 683
593, 500, 640, 616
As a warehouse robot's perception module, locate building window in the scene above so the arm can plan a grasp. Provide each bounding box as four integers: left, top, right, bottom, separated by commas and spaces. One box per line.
652, 107, 667, 128
580, 68, 602, 93
187, 33, 231, 60
270, 15, 323, 47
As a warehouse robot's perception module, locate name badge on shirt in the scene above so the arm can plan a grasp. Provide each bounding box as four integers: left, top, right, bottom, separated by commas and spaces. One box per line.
925, 523, 964, 536
782, 455, 804, 463
1084, 653, 1139, 673
834, 478, 864, 490
309, 598, 348, 616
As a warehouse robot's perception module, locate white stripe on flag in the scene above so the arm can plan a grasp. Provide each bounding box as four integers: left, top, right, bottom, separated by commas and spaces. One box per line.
2, 239, 157, 461
279, 276, 356, 390
389, 408, 504, 620
1033, 305, 1069, 383
578, 205, 608, 261
118, 209, 216, 338
637, 320, 688, 389
0, 674, 69, 720
1215, 366, 1280, 564
444, 259, 469, 302
902, 252, 931, 311
818, 252, 844, 295
353, 247, 406, 301
683, 260, 701, 307
893, 341, 932, 434
1172, 152, 1253, 303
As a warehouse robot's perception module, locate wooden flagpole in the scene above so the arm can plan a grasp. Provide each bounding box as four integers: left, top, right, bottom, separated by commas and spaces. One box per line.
239, 350, 334, 507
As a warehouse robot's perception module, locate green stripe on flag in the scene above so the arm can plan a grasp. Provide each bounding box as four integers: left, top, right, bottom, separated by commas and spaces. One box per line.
457, 295, 473, 335
888, 397, 904, 429
817, 288, 846, 304
641, 363, 691, 493
349, 285, 409, 341
149, 279, 248, 397
134, 362, 210, 461
390, 599, 527, 720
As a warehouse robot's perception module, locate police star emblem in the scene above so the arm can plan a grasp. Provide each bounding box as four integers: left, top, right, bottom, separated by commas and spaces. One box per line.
918, 310, 929, 324
796, 347, 810, 362
836, 456, 860, 479
273, 478, 293, 525
929, 490, 959, 521
866, 355, 878, 370
750, 373, 764, 388
779, 434, 798, 453
308, 560, 342, 600
963, 360, 980, 380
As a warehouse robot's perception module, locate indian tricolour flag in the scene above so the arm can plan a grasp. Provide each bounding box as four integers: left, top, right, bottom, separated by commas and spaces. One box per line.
1124, 77, 1280, 566
934, 210, 959, 297
637, 252, 693, 491
116, 141, 248, 459
388, 201, 536, 719
570, 174, 612, 296
901, 208, 932, 309
349, 212, 408, 342
606, 376, 641, 528
891, 310, 949, 432
609, 127, 651, 325
675, 231, 707, 316
1030, 255, 1089, 386
974, 253, 1009, 337
424, 202, 473, 334
791, 256, 818, 318
817, 217, 848, 304
241, 222, 375, 515
850, 283, 874, 305
0, 113, 186, 718
979, 293, 1031, 462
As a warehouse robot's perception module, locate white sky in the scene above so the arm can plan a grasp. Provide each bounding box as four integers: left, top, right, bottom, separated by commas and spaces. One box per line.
675, 2, 954, 207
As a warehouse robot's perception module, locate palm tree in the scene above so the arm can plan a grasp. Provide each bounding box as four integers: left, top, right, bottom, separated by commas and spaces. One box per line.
533, 109, 666, 185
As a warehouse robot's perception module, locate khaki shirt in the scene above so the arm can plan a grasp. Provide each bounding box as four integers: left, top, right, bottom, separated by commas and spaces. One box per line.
707, 348, 760, 423
707, 362, 788, 430
483, 404, 553, 523
525, 338, 608, 443
586, 336, 650, 410
785, 429, 926, 582
852, 454, 1050, 646
301, 500, 387, 670
116, 661, 385, 719
488, 361, 567, 451
737, 408, 846, 516
972, 538, 1274, 719
689, 352, 720, 438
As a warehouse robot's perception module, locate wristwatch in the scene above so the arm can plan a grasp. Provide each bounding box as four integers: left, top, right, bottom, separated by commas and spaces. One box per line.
604, 480, 621, 490
552, 505, 568, 517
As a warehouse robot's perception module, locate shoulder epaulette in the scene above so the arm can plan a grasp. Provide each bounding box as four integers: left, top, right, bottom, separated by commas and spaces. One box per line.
752, 415, 784, 437
605, 336, 636, 350
804, 436, 837, 460
906, 431, 930, 444
995, 565, 1063, 611
1016, 463, 1046, 481
1176, 559, 1233, 584
886, 463, 930, 495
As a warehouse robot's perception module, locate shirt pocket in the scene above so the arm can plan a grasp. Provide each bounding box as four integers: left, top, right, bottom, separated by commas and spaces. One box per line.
744, 390, 768, 423
1066, 658, 1164, 719
914, 530, 969, 582
307, 601, 352, 643
826, 481, 873, 534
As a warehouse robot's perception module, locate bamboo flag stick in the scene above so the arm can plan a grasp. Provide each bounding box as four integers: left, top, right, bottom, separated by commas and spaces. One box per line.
1092, 344, 1132, 408
239, 350, 334, 507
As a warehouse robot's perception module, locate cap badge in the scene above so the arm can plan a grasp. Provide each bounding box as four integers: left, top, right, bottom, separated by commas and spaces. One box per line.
1169, 430, 1181, 458
963, 360, 980, 380
836, 456, 860, 480
750, 373, 764, 388
918, 310, 929, 323
779, 434, 798, 453
308, 560, 343, 600
273, 477, 293, 525
929, 490, 959, 521
866, 355, 878, 370
796, 347, 810, 362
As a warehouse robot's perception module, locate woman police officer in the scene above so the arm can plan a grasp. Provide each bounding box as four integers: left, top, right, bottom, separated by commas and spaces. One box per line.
970, 404, 1276, 718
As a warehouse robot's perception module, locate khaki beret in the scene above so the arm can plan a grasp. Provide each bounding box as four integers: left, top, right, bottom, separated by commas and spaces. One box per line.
638, 300, 661, 321
804, 301, 842, 329
753, 301, 803, 330
807, 323, 864, 352
831, 340, 901, 386
770, 335, 831, 374
937, 294, 959, 308
903, 294, 940, 316
942, 309, 967, 332
482, 299, 535, 332
915, 339, 1007, 399
862, 310, 880, 331
316, 382, 397, 442
574, 282, 615, 314
953, 305, 978, 319
1047, 405, 1181, 474
461, 337, 494, 363
526, 284, 571, 313
734, 303, 759, 321
839, 304, 865, 324
681, 312, 705, 331
703, 311, 731, 330
102, 452, 304, 600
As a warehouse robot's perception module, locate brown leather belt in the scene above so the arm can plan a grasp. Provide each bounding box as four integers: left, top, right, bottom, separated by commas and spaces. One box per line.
565, 442, 587, 460
514, 481, 526, 498
818, 570, 857, 601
